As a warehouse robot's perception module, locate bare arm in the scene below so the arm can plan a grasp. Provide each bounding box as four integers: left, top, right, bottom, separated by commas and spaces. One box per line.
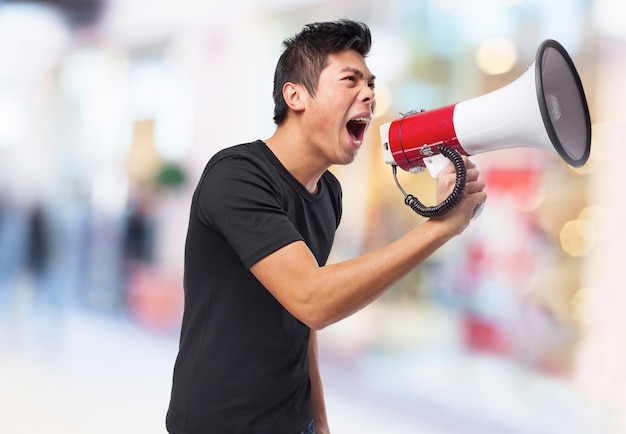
250, 159, 486, 330
308, 330, 330, 434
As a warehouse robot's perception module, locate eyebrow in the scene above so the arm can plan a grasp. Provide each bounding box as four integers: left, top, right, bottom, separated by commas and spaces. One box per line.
342, 67, 376, 82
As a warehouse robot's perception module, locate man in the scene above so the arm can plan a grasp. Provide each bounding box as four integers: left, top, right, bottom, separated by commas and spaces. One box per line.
166, 19, 486, 434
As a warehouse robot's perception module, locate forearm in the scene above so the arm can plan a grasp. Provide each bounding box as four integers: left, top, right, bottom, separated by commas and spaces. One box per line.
309, 217, 454, 328
252, 217, 456, 330
250, 154, 486, 330
293, 164, 485, 329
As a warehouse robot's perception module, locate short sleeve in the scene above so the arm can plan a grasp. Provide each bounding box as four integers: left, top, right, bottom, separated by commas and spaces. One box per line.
196, 154, 303, 269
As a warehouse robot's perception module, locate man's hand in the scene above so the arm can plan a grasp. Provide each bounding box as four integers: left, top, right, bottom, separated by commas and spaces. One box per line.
434, 156, 487, 234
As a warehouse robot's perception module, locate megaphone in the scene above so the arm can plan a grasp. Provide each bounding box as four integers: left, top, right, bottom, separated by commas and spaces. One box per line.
380, 39, 591, 218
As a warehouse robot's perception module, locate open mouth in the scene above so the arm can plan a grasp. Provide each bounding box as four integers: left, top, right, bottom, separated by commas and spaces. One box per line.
346, 117, 370, 145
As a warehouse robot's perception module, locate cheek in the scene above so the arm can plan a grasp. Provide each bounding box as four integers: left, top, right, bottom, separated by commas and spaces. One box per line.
310, 92, 348, 133
314, 103, 342, 129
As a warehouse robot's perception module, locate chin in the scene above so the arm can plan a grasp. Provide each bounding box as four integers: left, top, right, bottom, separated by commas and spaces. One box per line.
340, 151, 359, 166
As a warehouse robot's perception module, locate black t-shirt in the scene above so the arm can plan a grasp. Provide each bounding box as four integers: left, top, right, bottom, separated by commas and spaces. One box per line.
166, 140, 342, 434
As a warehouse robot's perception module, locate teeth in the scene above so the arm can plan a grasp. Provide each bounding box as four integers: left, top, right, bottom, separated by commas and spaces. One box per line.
351, 117, 370, 124
347, 117, 369, 145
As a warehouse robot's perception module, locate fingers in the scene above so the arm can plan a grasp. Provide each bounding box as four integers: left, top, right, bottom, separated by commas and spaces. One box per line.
455, 156, 488, 220
462, 156, 476, 170
465, 167, 480, 185
463, 158, 485, 194
465, 180, 486, 197
462, 157, 479, 180
438, 155, 485, 196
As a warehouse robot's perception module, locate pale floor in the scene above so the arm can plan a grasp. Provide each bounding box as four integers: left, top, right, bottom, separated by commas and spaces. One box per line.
0, 303, 622, 434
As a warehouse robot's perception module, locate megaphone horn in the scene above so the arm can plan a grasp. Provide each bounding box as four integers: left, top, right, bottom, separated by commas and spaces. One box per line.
380, 39, 592, 218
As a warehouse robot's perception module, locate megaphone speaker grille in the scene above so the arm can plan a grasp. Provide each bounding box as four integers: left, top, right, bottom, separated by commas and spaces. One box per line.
536, 39, 591, 167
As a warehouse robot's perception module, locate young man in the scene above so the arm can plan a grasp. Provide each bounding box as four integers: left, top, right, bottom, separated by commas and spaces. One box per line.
166, 19, 486, 434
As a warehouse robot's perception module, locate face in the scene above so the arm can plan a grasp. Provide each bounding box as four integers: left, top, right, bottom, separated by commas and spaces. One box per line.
303, 49, 376, 166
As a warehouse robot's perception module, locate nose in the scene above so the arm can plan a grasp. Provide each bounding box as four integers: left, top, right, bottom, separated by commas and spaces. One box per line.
359, 82, 375, 109
362, 88, 375, 115
361, 84, 375, 103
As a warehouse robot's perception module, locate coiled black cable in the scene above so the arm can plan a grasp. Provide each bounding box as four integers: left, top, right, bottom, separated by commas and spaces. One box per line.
392, 145, 467, 218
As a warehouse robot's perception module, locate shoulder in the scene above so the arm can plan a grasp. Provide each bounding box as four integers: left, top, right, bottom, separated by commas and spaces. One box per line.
321, 169, 342, 201
194, 141, 285, 207
198, 141, 278, 185
207, 141, 270, 170
192, 141, 287, 228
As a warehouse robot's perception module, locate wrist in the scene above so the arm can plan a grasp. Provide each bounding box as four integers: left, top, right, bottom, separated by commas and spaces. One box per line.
421, 216, 460, 242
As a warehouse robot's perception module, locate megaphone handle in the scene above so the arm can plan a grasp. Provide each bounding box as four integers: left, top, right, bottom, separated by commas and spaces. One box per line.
424, 153, 484, 220
393, 145, 467, 218
424, 154, 451, 179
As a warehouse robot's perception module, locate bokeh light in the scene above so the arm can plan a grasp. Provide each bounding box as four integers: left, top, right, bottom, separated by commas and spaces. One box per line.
475, 37, 519, 75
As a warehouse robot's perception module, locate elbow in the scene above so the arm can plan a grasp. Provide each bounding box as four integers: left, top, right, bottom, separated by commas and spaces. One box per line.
297, 305, 337, 331
304, 320, 331, 331
306, 318, 330, 331
283, 279, 343, 330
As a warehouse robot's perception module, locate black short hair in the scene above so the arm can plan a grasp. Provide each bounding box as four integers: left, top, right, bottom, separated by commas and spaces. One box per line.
272, 19, 372, 125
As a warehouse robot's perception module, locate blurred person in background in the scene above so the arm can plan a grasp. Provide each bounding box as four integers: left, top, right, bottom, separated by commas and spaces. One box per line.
166, 19, 486, 434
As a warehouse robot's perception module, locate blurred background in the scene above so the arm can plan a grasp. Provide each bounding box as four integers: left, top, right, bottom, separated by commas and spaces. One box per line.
0, 0, 624, 432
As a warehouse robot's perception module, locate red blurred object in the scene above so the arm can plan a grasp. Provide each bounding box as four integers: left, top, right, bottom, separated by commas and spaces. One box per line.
126, 264, 183, 332
484, 166, 541, 208
462, 313, 514, 356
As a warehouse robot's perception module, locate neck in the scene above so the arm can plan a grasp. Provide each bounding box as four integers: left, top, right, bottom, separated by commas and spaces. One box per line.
264, 127, 327, 194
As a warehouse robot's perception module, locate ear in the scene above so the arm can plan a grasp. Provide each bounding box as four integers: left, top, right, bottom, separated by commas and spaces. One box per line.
282, 82, 307, 113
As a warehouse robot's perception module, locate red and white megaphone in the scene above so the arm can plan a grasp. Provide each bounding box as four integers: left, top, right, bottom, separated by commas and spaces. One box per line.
380, 39, 591, 218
